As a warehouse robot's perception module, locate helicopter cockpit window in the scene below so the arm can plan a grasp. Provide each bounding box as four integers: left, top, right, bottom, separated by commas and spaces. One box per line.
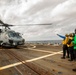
8, 31, 21, 38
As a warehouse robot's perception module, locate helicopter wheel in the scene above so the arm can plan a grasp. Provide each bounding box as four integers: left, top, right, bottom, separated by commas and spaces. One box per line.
14, 46, 18, 49
0, 43, 1, 47
1, 43, 6, 47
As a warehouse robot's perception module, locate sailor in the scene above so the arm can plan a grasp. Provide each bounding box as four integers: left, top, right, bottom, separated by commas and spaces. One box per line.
72, 29, 76, 72
57, 34, 69, 59
67, 33, 74, 61
72, 29, 76, 60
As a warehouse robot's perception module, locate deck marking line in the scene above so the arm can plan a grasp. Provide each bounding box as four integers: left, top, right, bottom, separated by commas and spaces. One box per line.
0, 51, 62, 70
26, 51, 62, 62
15, 67, 23, 75
24, 48, 58, 53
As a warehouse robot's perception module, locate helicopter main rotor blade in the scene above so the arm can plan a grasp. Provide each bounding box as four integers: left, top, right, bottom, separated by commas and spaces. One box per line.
25, 23, 52, 25
0, 19, 52, 26
0, 19, 14, 26
0, 24, 13, 26
14, 23, 52, 26
3, 24, 13, 26
0, 20, 4, 24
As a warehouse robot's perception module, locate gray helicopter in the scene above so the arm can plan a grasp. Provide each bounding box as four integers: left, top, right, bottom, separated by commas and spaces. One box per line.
0, 20, 25, 47
0, 19, 52, 47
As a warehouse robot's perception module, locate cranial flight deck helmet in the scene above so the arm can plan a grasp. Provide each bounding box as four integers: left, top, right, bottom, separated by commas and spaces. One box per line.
69, 33, 73, 37
65, 34, 69, 37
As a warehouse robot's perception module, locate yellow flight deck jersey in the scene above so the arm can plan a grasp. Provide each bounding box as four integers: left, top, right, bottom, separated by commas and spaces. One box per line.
67, 37, 73, 47
62, 37, 69, 45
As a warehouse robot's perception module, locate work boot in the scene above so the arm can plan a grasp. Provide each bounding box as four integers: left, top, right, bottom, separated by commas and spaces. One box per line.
61, 57, 65, 59
66, 56, 69, 58
74, 59, 76, 61
68, 59, 73, 61
72, 68, 76, 72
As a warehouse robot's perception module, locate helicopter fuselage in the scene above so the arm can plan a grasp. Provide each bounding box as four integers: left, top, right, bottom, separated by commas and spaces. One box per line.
0, 29, 25, 47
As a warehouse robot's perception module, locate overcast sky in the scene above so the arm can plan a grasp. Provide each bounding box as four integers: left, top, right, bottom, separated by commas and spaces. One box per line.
0, 0, 76, 41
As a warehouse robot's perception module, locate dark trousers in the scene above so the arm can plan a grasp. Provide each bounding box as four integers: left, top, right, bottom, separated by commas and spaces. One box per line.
68, 46, 74, 60
74, 50, 76, 60
63, 45, 69, 57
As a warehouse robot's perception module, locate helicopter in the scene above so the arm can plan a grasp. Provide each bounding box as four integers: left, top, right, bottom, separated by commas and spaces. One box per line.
0, 20, 25, 47
0, 19, 52, 47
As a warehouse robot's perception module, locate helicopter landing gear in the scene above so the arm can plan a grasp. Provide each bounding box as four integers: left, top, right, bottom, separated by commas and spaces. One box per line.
1, 43, 6, 48
0, 41, 3, 46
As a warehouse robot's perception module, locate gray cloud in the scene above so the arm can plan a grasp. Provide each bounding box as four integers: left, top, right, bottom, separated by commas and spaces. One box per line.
0, 0, 76, 41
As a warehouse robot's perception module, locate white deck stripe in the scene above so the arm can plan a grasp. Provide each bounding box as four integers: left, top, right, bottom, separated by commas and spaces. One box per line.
26, 51, 62, 62
25, 48, 57, 53
0, 51, 62, 70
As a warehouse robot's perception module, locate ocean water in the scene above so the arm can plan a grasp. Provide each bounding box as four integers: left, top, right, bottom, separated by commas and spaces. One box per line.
26, 40, 62, 44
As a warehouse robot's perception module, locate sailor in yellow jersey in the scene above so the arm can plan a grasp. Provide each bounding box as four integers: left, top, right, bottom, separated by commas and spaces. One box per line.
67, 33, 74, 61
57, 34, 69, 59
61, 34, 69, 59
